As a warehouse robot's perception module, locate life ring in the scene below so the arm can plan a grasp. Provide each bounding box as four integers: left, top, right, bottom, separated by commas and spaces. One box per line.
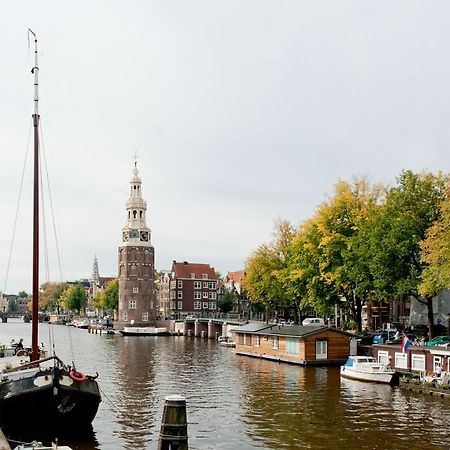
69, 370, 87, 382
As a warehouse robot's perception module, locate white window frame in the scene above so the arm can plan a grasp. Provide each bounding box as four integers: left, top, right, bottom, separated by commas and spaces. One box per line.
272, 336, 279, 350
203, 292, 208, 299
394, 352, 408, 370
194, 291, 201, 300
209, 292, 216, 300
129, 299, 137, 310
245, 334, 251, 346
193, 301, 201, 310
202, 273, 208, 279
194, 281, 202, 289
286, 338, 299, 356
433, 356, 443, 373
177, 291, 183, 299
203, 282, 208, 288
378, 350, 389, 365
170, 301, 176, 310
209, 281, 216, 289
177, 280, 183, 289
209, 302, 216, 310
142, 312, 149, 322
255, 335, 260, 347
177, 301, 182, 310
411, 354, 426, 372
316, 340, 327, 360
190, 273, 195, 279
202, 302, 208, 309
123, 312, 128, 321
132, 287, 139, 294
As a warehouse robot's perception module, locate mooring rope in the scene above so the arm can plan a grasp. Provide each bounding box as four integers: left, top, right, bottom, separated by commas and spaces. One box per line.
98, 384, 121, 413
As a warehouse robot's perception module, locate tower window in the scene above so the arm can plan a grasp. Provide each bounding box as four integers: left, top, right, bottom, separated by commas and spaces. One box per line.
140, 211, 143, 219
133, 210, 137, 219
128, 211, 130, 219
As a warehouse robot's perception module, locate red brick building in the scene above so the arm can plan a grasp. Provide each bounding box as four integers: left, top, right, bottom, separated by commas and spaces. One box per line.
169, 261, 218, 318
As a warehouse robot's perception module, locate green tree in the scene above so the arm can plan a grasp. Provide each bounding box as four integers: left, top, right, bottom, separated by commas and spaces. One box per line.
102, 279, 119, 312
364, 171, 449, 338
7, 298, 17, 314
420, 195, 450, 297
61, 284, 88, 314
217, 287, 235, 314
17, 291, 28, 299
40, 282, 67, 313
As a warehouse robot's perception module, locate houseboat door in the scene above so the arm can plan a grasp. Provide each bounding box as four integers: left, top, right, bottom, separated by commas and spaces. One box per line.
316, 340, 328, 359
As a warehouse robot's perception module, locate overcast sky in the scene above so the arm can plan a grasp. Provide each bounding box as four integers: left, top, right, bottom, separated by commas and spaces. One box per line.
1, 1, 450, 294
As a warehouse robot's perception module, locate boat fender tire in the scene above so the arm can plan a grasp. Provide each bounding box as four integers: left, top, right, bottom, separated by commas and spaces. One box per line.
69, 370, 88, 382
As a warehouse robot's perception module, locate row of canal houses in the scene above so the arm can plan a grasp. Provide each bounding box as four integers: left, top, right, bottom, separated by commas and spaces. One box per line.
231, 322, 449, 377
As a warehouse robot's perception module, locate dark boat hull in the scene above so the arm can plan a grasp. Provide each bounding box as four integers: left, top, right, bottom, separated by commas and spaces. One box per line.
0, 365, 101, 433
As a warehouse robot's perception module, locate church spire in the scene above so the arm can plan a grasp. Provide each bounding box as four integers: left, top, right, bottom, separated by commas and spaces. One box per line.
91, 255, 99, 284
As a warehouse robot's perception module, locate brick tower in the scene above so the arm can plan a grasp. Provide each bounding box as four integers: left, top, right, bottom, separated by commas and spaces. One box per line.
116, 162, 156, 329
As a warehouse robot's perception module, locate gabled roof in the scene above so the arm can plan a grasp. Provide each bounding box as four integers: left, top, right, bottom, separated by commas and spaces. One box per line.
232, 323, 353, 338
172, 261, 216, 279
226, 270, 244, 284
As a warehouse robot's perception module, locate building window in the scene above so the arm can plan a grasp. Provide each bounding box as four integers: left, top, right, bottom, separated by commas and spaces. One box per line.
316, 340, 327, 359
203, 282, 208, 288
194, 281, 201, 289
129, 300, 137, 310
170, 280, 176, 288
209, 302, 216, 310
201, 273, 208, 279
203, 292, 208, 299
237, 334, 244, 345
394, 352, 408, 370
209, 281, 216, 289
191, 273, 195, 279
194, 301, 201, 310
170, 301, 176, 310
177, 301, 183, 310
245, 334, 251, 346
378, 351, 389, 365
202, 302, 208, 309
123, 312, 128, 321
133, 287, 139, 294
412, 354, 426, 372
272, 336, 279, 349
255, 335, 260, 347
177, 280, 183, 289
286, 338, 299, 356
194, 291, 201, 300
142, 312, 149, 322
177, 291, 183, 299
209, 292, 216, 300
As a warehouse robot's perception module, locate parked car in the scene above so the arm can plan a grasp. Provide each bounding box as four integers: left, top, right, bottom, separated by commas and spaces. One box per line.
426, 335, 450, 347
372, 330, 397, 344
302, 317, 325, 326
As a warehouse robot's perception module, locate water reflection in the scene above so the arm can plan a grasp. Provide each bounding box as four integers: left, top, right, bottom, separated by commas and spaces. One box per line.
0, 323, 450, 449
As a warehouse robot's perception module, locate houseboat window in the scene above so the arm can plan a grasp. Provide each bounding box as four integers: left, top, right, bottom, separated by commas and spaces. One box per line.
272, 336, 279, 350
255, 335, 260, 347
245, 334, 251, 346
394, 352, 408, 369
316, 340, 327, 359
433, 356, 443, 373
286, 338, 299, 355
237, 334, 244, 345
411, 354, 425, 372
378, 351, 389, 365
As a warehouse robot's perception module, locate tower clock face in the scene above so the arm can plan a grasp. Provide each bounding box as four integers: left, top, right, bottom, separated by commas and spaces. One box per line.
140, 231, 149, 242
122, 231, 129, 242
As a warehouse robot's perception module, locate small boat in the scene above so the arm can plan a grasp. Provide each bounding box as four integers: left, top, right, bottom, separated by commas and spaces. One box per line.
340, 356, 399, 384
13, 441, 72, 450
218, 336, 236, 348
0, 31, 101, 435
120, 327, 168, 336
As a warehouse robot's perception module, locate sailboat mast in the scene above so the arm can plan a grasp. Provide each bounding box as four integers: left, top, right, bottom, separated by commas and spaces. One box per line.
29, 29, 40, 362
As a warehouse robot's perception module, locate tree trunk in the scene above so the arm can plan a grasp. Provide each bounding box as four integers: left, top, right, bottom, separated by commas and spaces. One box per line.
355, 298, 362, 332
426, 296, 436, 340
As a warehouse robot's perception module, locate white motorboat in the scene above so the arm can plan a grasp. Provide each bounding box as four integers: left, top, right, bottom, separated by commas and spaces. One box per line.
218, 336, 236, 348
340, 356, 399, 384
120, 327, 168, 336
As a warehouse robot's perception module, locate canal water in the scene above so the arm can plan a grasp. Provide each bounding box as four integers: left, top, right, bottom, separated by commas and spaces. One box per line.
0, 320, 449, 449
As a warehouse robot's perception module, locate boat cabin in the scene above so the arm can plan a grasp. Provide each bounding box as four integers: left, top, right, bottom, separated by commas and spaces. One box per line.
231, 323, 352, 366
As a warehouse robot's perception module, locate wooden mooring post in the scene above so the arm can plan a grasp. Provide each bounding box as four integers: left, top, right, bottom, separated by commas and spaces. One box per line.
157, 395, 188, 450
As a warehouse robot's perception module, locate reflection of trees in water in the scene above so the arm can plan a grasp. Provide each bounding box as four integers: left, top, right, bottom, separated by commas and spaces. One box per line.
115, 337, 158, 449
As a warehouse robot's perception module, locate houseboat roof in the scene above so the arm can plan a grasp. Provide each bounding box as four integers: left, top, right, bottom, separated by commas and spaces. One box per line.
232, 324, 353, 338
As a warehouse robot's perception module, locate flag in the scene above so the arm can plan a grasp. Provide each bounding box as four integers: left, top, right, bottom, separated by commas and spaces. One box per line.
401, 335, 411, 353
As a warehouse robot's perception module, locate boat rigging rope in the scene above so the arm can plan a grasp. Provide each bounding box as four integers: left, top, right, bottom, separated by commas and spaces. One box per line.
2, 121, 32, 293
98, 384, 121, 413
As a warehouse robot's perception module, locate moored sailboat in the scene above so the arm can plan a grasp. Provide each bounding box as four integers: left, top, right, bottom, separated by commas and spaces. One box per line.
0, 30, 101, 435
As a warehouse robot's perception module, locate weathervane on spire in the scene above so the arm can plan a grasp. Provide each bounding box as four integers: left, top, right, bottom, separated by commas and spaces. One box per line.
133, 149, 139, 176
